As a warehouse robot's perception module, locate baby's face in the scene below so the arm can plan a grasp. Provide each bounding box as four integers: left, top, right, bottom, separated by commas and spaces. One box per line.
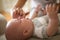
16, 18, 34, 38
6, 18, 34, 40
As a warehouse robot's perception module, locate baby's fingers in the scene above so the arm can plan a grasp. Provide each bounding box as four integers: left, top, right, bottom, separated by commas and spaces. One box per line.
46, 4, 52, 13
16, 8, 20, 15
53, 4, 59, 13
56, 6, 59, 13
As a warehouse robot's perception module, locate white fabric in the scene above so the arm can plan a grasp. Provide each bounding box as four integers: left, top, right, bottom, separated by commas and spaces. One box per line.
32, 14, 60, 38
0, 14, 7, 35
32, 15, 48, 38
0, 34, 6, 40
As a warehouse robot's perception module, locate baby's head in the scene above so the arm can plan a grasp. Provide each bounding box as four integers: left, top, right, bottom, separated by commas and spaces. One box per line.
5, 18, 34, 40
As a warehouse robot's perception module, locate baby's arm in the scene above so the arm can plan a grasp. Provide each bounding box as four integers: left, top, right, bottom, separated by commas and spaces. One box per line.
46, 4, 59, 37
27, 4, 41, 19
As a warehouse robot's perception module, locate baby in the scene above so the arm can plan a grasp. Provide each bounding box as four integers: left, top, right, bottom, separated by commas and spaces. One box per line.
5, 4, 60, 40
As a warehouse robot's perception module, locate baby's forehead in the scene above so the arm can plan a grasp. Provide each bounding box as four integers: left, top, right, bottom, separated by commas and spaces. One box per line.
6, 19, 18, 27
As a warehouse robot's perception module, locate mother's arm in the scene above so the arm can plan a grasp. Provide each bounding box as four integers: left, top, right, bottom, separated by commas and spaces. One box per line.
12, 0, 27, 18
14, 0, 27, 9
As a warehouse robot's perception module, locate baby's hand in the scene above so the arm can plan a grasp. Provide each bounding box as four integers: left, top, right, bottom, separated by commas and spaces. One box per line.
35, 4, 41, 13
12, 8, 25, 19
46, 4, 59, 20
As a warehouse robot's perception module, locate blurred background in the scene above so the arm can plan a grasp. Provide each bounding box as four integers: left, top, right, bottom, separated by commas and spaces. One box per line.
0, 0, 60, 21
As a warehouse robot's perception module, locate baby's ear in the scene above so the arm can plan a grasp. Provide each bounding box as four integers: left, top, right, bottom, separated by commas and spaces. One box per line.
23, 29, 31, 39
23, 29, 29, 36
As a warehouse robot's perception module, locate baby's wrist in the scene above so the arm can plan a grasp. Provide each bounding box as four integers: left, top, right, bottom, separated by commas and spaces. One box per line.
49, 18, 59, 22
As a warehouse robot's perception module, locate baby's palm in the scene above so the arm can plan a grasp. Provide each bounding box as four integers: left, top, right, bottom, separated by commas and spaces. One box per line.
46, 4, 59, 19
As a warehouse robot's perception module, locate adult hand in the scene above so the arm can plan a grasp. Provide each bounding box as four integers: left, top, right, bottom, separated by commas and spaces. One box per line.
12, 8, 25, 19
